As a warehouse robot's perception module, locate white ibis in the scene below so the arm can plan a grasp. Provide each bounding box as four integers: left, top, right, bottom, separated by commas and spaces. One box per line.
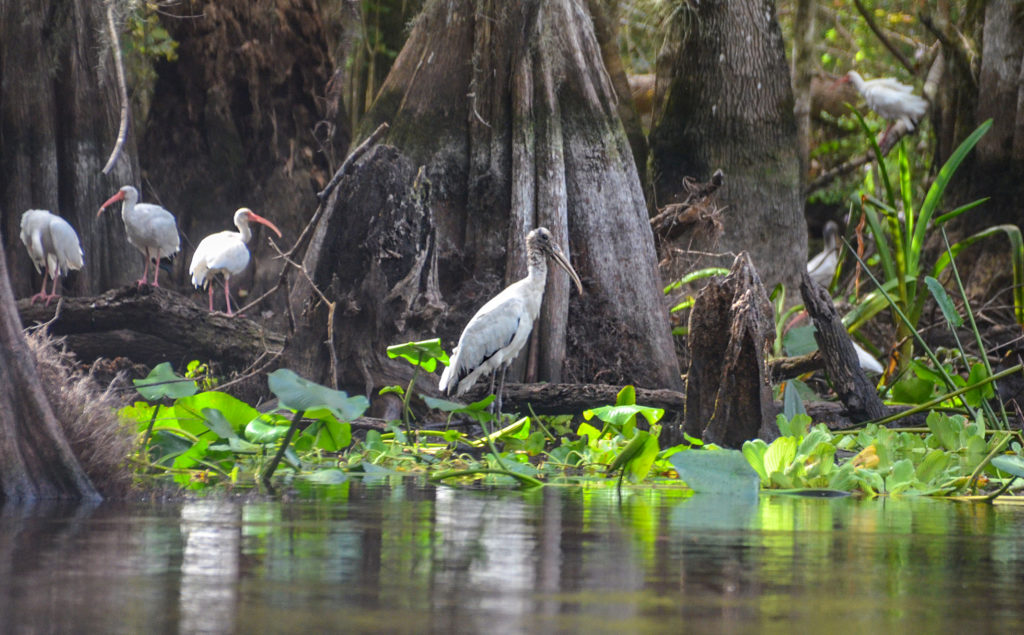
97, 185, 180, 287
807, 221, 840, 287
839, 70, 928, 142
439, 227, 583, 414
189, 207, 282, 316
19, 209, 84, 305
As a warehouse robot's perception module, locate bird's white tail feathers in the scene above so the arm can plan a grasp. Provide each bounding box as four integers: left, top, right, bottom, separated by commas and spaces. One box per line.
49, 221, 84, 275
190, 259, 209, 289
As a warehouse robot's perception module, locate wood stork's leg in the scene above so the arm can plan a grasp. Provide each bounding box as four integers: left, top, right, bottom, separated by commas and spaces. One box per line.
224, 277, 234, 316
495, 365, 508, 417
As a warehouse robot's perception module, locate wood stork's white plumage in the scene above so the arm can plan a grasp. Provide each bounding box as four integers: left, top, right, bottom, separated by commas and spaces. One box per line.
189, 207, 282, 316
19, 209, 84, 305
807, 221, 840, 287
840, 70, 928, 140
97, 185, 180, 287
439, 227, 583, 413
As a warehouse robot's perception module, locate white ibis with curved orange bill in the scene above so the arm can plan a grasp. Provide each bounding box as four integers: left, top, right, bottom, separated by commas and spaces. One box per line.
838, 70, 928, 142
189, 207, 282, 316
19, 209, 84, 305
97, 185, 181, 287
439, 227, 583, 414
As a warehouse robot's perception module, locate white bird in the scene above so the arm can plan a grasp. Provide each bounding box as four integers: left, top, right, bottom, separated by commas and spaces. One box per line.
439, 227, 583, 413
189, 207, 282, 316
854, 342, 885, 375
19, 210, 84, 305
807, 221, 840, 287
840, 70, 928, 141
97, 185, 180, 287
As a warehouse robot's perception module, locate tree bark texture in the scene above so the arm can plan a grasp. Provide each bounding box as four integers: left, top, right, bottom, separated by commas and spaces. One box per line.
800, 272, 887, 422
287, 0, 682, 396
968, 0, 1024, 224
650, 0, 807, 293
0, 241, 99, 502
683, 253, 777, 448
139, 0, 333, 312
0, 0, 137, 298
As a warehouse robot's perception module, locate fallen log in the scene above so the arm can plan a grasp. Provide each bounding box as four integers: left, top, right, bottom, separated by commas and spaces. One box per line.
17, 285, 285, 373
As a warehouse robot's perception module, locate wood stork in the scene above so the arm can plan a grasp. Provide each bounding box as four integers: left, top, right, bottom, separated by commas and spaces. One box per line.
807, 221, 840, 287
19, 209, 84, 305
97, 185, 180, 287
439, 227, 583, 413
189, 208, 282, 316
839, 70, 928, 142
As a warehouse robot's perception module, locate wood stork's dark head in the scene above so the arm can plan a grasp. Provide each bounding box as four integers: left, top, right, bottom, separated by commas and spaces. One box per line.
527, 227, 583, 295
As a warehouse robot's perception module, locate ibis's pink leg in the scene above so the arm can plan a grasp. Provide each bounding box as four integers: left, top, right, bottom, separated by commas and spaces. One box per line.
151, 258, 162, 287
30, 275, 48, 304
45, 274, 61, 305
137, 255, 150, 287
207, 283, 215, 312
224, 278, 234, 316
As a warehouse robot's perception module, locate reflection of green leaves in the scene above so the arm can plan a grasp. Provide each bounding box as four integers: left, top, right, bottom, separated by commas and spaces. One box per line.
268, 369, 368, 420
387, 338, 450, 372
134, 362, 197, 401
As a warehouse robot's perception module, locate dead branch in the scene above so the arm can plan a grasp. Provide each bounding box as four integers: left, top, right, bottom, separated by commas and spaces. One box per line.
101, 0, 130, 175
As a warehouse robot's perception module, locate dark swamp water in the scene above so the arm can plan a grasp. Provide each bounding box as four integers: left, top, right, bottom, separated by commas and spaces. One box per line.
2, 480, 1023, 633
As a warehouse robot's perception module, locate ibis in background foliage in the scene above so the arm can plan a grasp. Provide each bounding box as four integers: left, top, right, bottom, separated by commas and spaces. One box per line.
839, 70, 928, 143
439, 227, 583, 413
19, 209, 84, 305
189, 207, 282, 316
97, 185, 181, 287
807, 221, 840, 287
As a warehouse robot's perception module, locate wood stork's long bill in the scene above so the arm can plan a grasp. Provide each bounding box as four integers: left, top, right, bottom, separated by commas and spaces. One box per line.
439, 227, 582, 415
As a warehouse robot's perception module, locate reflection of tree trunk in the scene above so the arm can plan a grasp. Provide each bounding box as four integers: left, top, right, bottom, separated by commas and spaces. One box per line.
0, 242, 99, 501
286, 1, 681, 395
650, 0, 806, 292
0, 0, 135, 297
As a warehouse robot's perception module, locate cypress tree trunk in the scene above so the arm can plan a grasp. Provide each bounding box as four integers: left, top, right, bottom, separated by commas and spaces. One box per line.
0, 0, 136, 297
286, 0, 682, 395
650, 0, 806, 293
0, 242, 99, 502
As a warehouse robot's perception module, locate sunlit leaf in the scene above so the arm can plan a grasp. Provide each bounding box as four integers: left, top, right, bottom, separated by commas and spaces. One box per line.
991, 455, 1024, 479
386, 338, 450, 372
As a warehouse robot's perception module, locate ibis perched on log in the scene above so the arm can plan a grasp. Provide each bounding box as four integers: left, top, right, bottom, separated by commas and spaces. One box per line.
19, 209, 84, 305
189, 207, 282, 316
839, 70, 928, 143
439, 227, 583, 414
98, 185, 181, 287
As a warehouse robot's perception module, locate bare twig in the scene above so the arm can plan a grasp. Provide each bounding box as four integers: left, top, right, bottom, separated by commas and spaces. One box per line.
101, 0, 130, 175
852, 0, 916, 74
317, 122, 390, 203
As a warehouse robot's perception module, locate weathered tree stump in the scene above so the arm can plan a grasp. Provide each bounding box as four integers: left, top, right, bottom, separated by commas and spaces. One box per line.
17, 285, 284, 373
799, 272, 887, 422
682, 253, 777, 448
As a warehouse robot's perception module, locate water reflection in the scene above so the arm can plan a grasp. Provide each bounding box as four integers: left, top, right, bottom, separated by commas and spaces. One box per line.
1, 484, 1023, 632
